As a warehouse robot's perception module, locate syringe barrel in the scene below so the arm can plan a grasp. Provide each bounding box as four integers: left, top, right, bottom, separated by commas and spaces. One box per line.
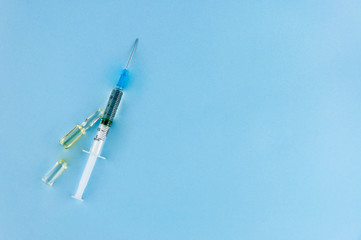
101, 88, 123, 127
92, 124, 110, 153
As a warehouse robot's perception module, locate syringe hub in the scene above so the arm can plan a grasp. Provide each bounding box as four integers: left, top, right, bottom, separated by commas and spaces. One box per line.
116, 69, 129, 89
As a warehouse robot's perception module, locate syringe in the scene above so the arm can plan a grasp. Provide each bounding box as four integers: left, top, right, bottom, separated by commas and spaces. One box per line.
72, 39, 138, 201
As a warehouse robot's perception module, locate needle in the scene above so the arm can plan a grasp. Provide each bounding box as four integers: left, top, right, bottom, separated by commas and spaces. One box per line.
126, 38, 139, 69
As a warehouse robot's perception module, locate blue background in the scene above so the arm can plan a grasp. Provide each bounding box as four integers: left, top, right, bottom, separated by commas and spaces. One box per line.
1, 0, 361, 239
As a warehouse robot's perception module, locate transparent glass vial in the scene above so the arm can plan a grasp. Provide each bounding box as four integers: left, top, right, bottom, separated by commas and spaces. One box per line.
42, 160, 67, 187
60, 109, 104, 149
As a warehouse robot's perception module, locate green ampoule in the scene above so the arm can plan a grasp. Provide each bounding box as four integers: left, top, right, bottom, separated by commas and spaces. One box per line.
42, 160, 67, 187
60, 109, 104, 149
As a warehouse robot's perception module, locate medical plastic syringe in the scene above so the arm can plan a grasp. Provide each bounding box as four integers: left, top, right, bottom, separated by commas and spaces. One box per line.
73, 39, 138, 201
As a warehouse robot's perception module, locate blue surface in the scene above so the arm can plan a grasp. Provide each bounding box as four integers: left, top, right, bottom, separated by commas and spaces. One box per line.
1, 1, 361, 239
